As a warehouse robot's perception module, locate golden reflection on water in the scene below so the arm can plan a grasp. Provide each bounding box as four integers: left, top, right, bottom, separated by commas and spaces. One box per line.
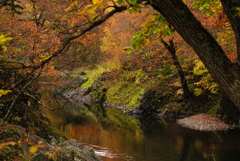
40, 89, 240, 161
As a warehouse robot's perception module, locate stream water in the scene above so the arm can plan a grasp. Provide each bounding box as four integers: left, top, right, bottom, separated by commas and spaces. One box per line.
40, 89, 240, 161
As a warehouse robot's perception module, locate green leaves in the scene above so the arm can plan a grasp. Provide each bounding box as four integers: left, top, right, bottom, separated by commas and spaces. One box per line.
158, 64, 176, 77
117, 0, 123, 4
128, 3, 142, 13
125, 12, 173, 54
192, 0, 221, 17
232, 6, 240, 17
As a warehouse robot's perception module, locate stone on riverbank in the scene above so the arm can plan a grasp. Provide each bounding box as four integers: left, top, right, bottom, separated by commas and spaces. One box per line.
0, 124, 102, 161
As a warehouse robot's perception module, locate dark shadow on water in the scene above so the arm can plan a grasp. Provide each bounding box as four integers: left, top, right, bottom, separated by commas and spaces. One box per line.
40, 88, 240, 161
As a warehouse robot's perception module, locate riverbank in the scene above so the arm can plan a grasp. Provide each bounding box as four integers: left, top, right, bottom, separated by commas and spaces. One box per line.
0, 105, 102, 161
0, 123, 102, 161
53, 68, 240, 131
55, 80, 238, 132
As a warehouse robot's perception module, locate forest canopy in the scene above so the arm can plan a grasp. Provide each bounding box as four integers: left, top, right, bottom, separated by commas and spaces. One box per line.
0, 0, 240, 125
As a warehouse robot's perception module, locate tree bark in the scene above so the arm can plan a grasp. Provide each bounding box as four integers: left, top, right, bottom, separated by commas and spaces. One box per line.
220, 0, 240, 63
150, 0, 240, 111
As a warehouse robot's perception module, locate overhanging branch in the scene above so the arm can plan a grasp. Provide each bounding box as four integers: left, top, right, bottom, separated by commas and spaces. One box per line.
11, 5, 127, 89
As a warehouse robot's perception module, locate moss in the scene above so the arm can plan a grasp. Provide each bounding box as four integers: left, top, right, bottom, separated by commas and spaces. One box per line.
80, 65, 107, 89
66, 65, 225, 119
0, 126, 20, 141
81, 78, 95, 89
105, 108, 140, 130
126, 88, 144, 109
0, 144, 30, 161
207, 100, 221, 115
105, 71, 148, 109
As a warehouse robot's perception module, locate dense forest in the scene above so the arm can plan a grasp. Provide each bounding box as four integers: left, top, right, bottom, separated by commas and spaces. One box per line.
1, 0, 240, 160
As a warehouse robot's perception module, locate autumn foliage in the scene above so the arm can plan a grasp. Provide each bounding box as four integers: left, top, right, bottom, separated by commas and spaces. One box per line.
0, 0, 240, 128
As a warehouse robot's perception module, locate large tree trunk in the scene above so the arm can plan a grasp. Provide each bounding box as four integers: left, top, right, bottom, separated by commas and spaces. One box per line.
150, 0, 240, 111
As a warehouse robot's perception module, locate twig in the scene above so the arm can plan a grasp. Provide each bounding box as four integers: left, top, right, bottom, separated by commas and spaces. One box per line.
24, 93, 67, 111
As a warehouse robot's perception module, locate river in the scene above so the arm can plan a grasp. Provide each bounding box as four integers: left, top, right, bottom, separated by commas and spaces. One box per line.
40, 89, 240, 161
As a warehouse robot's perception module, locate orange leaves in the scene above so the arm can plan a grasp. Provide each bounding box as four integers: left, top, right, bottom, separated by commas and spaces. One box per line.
0, 141, 17, 150
212, 9, 227, 28
0, 133, 47, 155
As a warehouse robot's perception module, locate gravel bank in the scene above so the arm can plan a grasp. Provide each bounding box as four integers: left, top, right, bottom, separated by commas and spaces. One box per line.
177, 114, 237, 131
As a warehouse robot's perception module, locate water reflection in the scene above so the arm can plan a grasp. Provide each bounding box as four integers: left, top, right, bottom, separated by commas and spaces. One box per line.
40, 89, 240, 161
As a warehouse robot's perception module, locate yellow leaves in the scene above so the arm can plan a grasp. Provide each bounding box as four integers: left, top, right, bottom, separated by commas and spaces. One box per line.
194, 88, 203, 96
193, 60, 219, 96
0, 136, 46, 155
65, 1, 78, 12
29, 145, 38, 154
176, 88, 184, 96
93, 0, 100, 5
0, 34, 12, 52
1, 45, 7, 52
172, 81, 182, 87
40, 55, 51, 62
77, 0, 108, 22
0, 34, 12, 45
29, 142, 46, 154
0, 89, 12, 97
193, 59, 208, 75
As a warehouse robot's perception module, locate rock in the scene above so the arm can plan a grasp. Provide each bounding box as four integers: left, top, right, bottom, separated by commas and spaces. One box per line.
62, 88, 93, 106
0, 124, 102, 161
33, 153, 53, 161
56, 139, 102, 161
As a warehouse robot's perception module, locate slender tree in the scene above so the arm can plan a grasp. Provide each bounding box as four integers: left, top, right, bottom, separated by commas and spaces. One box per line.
220, 0, 240, 62
160, 38, 192, 99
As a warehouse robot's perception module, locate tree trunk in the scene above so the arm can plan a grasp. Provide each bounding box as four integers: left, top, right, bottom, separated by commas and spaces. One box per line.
150, 0, 240, 111
220, 92, 240, 123
220, 0, 240, 63
160, 39, 192, 99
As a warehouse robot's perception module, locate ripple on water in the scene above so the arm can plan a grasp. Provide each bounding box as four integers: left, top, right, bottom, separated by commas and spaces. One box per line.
88, 144, 134, 160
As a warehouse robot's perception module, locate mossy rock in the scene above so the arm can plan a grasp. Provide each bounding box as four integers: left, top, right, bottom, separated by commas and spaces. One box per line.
54, 139, 102, 161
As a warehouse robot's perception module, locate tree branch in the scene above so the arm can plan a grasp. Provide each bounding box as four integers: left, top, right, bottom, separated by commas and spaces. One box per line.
11, 5, 127, 90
